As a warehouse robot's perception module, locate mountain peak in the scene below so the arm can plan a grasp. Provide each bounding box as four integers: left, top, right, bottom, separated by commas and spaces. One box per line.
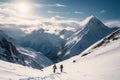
88, 16, 98, 21
81, 16, 102, 26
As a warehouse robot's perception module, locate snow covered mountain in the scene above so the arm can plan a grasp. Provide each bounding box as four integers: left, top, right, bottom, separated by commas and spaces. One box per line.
59, 29, 75, 40
0, 30, 53, 69
58, 16, 117, 60
0, 28, 120, 80
17, 47, 53, 69
20, 16, 117, 62
80, 28, 120, 57
21, 29, 66, 61
0, 31, 24, 64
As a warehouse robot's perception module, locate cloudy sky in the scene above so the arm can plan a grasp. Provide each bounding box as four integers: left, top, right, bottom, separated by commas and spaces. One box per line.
0, 0, 120, 26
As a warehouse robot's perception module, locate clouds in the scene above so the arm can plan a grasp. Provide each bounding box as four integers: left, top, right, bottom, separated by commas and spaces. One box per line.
74, 11, 84, 14
55, 3, 66, 7
1, 0, 119, 35
0, 1, 41, 24
0, 1, 69, 24
0, 1, 81, 29
105, 20, 120, 27
0, 16, 81, 36
32, 3, 67, 8
34, 3, 67, 8
0, 1, 81, 34
0, 1, 106, 31
48, 3, 66, 7
48, 10, 63, 14
55, 15, 65, 19
0, 0, 98, 25
100, 10, 106, 14
48, 10, 85, 15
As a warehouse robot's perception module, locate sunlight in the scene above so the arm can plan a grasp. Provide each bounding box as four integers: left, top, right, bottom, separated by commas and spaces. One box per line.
16, 2, 30, 13
18, 3, 29, 13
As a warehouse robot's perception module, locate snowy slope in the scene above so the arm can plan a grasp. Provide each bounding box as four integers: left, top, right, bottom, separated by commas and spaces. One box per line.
0, 60, 43, 80
24, 28, 120, 80
17, 47, 53, 69
80, 28, 120, 57
0, 28, 120, 80
58, 16, 116, 60
0, 30, 53, 70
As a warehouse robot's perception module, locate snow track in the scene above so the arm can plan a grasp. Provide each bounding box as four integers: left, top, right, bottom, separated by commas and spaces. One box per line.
20, 73, 64, 80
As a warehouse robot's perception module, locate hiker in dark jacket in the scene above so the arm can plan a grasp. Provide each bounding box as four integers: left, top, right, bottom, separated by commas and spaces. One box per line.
60, 64, 63, 72
53, 64, 57, 73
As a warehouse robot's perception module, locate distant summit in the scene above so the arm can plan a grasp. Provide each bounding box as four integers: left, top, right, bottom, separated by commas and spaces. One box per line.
81, 16, 105, 28
58, 16, 117, 61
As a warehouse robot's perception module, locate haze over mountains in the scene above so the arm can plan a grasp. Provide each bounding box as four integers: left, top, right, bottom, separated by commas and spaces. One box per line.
0, 16, 118, 67
0, 30, 53, 69
17, 16, 117, 62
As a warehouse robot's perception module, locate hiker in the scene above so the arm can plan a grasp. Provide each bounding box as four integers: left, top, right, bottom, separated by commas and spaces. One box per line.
60, 64, 63, 72
53, 64, 57, 73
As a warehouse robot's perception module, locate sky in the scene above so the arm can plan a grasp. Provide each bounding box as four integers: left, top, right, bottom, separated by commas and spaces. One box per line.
0, 0, 120, 26
33, 0, 120, 21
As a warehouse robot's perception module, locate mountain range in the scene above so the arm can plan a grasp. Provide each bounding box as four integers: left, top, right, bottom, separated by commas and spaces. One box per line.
55, 16, 117, 61
0, 27, 119, 80
0, 30, 53, 69
0, 16, 118, 66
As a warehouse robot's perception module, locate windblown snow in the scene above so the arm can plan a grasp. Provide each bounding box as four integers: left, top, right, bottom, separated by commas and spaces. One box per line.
0, 29, 120, 80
